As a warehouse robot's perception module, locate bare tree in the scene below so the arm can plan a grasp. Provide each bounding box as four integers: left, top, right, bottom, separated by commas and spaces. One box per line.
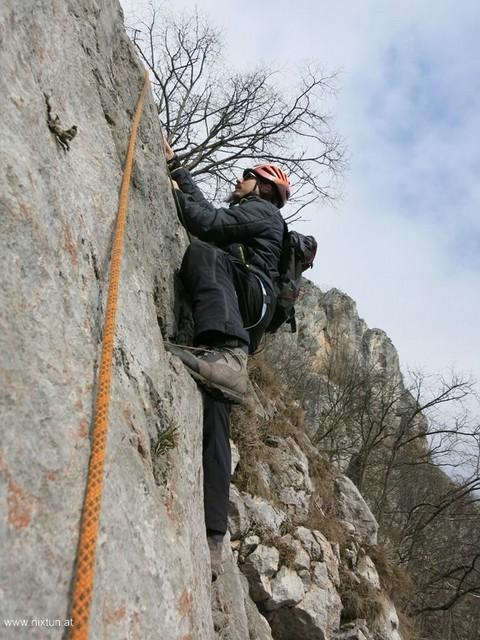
372, 371, 479, 527
127, 4, 345, 217
397, 462, 480, 639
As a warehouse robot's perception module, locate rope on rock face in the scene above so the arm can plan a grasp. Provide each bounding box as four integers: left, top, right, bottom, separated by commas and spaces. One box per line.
68, 69, 149, 640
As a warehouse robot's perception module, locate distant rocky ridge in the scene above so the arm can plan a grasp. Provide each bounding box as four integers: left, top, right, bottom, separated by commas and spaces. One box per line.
264, 282, 405, 443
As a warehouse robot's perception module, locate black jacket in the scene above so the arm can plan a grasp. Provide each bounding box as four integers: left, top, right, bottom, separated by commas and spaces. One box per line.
171, 165, 285, 290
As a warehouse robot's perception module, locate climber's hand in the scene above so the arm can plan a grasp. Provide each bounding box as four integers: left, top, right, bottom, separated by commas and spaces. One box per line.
164, 140, 175, 162
170, 178, 179, 190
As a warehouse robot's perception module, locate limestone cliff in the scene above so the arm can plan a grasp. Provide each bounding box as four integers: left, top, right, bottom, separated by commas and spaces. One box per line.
1, 2, 412, 639
1, 1, 211, 637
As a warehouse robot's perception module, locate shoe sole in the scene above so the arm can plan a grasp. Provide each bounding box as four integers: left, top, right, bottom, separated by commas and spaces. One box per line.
187, 367, 247, 405
165, 343, 247, 405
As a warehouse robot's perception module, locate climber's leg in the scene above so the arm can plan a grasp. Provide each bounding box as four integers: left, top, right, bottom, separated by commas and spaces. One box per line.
203, 394, 232, 535
202, 395, 232, 581
179, 239, 262, 348
179, 239, 249, 346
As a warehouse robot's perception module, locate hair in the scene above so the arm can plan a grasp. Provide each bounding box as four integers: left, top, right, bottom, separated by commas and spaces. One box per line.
256, 179, 281, 208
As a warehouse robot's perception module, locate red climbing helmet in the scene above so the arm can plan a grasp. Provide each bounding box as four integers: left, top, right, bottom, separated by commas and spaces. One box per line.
244, 163, 291, 208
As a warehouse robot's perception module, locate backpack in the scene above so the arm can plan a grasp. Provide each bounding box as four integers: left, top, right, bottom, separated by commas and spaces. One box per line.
267, 224, 317, 333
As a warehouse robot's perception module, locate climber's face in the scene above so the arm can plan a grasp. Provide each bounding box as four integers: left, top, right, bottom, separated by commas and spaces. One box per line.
231, 171, 259, 199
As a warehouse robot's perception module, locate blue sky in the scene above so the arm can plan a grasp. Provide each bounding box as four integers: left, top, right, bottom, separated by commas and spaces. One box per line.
122, 1, 480, 394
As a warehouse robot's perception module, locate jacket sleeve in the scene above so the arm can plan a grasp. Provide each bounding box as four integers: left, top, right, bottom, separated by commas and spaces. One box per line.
172, 166, 273, 244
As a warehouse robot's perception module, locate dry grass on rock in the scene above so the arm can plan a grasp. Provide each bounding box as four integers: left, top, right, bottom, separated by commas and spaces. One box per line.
397, 610, 419, 640
230, 402, 271, 499
338, 565, 383, 625
366, 544, 413, 603
232, 354, 345, 542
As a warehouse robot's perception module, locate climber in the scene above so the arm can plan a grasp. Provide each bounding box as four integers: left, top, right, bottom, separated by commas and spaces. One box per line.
163, 141, 290, 579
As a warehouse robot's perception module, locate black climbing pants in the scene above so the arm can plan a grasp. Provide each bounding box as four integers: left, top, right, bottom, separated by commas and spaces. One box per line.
203, 395, 232, 534
179, 239, 272, 534
179, 239, 265, 352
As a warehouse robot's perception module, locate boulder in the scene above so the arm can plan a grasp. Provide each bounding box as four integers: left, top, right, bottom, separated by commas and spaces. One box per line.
212, 536, 250, 640
229, 484, 250, 540
242, 545, 279, 602
262, 436, 313, 519
231, 440, 240, 474
294, 526, 324, 561
265, 566, 305, 611
242, 574, 275, 640
334, 476, 379, 545
278, 534, 311, 571
355, 553, 380, 590
269, 579, 342, 640
242, 493, 288, 534
313, 530, 340, 586
240, 535, 261, 558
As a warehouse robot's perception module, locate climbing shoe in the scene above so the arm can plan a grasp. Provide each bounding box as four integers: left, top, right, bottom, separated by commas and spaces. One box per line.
165, 343, 249, 404
207, 533, 224, 582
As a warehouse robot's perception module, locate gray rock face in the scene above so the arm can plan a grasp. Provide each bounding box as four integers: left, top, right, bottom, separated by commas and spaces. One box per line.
356, 553, 381, 590
334, 475, 379, 545
212, 533, 273, 640
242, 544, 280, 602
265, 566, 305, 610
0, 1, 212, 637
270, 579, 342, 640
229, 484, 250, 540
242, 493, 288, 534
260, 436, 313, 520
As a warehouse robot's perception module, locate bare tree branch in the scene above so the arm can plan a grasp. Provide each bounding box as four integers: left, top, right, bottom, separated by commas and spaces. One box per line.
126, 4, 346, 212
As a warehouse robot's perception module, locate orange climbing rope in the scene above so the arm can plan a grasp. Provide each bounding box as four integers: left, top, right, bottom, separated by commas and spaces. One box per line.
69, 70, 149, 640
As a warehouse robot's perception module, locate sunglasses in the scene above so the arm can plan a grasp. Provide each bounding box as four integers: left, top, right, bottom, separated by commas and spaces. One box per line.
242, 170, 257, 181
